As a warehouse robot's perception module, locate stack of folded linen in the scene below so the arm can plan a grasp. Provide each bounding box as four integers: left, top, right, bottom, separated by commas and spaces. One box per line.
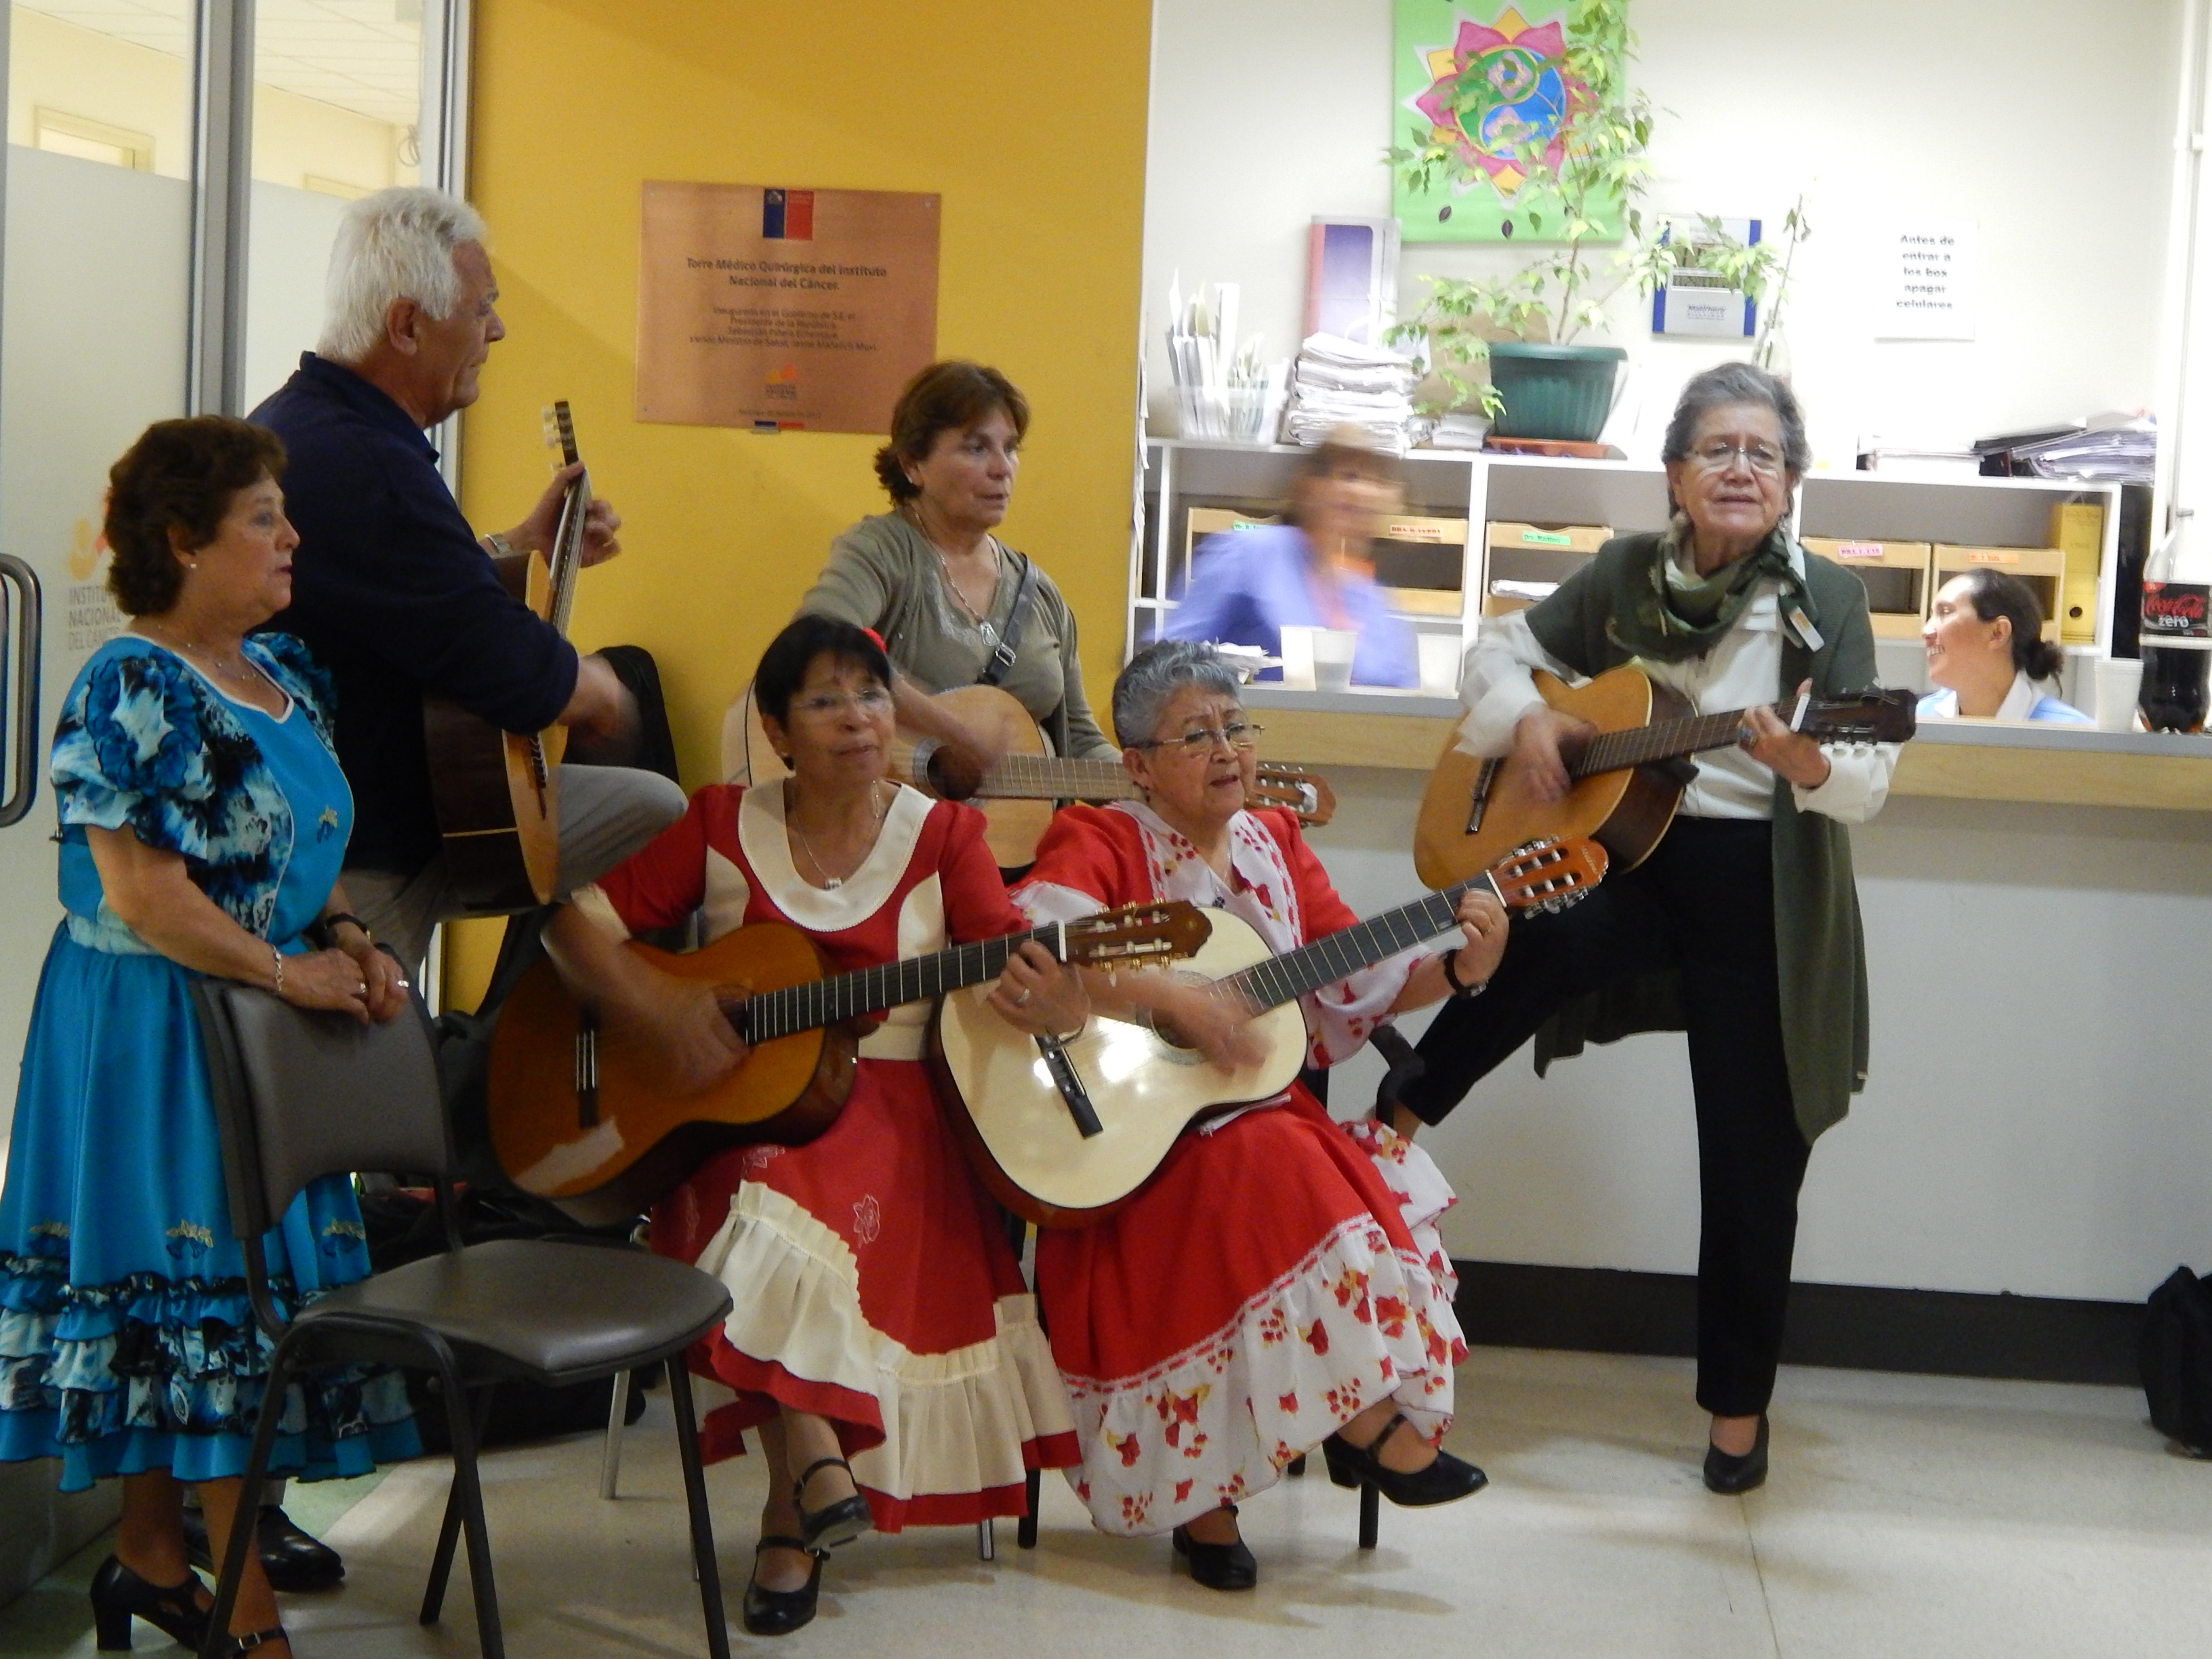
1282, 333, 1420, 453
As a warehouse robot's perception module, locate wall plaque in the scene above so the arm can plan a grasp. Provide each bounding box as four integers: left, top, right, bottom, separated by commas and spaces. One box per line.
636, 182, 940, 433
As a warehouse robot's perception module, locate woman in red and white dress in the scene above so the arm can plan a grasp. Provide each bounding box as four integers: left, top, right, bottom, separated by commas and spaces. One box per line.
543, 617, 1078, 1637
999, 637, 1501, 1589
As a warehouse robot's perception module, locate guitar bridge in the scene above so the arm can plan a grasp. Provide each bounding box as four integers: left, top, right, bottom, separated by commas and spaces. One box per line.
1036, 1034, 1103, 1138
575, 1011, 600, 1129
527, 735, 550, 800
1464, 758, 1500, 836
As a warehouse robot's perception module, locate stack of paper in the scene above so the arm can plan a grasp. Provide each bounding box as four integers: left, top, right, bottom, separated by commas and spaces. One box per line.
1282, 333, 1420, 453
1975, 416, 2156, 485
1423, 411, 1490, 451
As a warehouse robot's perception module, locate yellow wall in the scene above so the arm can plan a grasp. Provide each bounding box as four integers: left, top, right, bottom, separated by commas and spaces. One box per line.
446, 0, 1153, 1006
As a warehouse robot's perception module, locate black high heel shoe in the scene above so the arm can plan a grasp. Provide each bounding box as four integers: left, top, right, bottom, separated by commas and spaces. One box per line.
1170, 1506, 1256, 1592
1702, 1414, 1769, 1495
1321, 1412, 1489, 1507
89, 1555, 211, 1652
743, 1536, 827, 1637
794, 1455, 873, 1553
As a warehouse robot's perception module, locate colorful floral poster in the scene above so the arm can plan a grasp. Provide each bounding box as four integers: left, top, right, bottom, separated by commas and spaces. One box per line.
1391, 2, 1622, 244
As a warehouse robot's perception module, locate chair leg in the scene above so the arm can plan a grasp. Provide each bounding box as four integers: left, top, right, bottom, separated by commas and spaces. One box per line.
200, 1347, 295, 1659
1286, 1454, 1308, 1478
419, 1370, 506, 1659
977, 1517, 995, 1561
1017, 1469, 1040, 1550
419, 1383, 494, 1626
1358, 1481, 1379, 1551
600, 1369, 632, 1498
664, 1362, 731, 1659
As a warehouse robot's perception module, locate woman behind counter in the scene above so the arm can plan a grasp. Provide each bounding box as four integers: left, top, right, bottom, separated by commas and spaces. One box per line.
1918, 569, 2091, 722
0, 417, 416, 1658
798, 359, 1118, 767
1164, 429, 1420, 687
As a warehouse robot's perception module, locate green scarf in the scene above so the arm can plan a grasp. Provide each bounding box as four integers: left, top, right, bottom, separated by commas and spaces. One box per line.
1606, 518, 1809, 663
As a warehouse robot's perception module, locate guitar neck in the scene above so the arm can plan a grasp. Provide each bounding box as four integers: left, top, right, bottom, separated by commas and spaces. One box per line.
1571, 704, 1771, 778
1219, 875, 1497, 1015
739, 922, 1059, 1042
546, 474, 589, 638
968, 755, 1137, 802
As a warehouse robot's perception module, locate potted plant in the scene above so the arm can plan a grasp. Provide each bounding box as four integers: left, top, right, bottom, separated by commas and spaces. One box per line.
1387, 0, 1662, 441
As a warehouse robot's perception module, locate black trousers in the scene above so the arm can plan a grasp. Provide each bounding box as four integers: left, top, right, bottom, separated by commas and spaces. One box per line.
1404, 817, 1813, 1418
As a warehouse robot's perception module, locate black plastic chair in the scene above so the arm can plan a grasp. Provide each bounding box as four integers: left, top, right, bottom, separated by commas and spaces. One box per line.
189, 978, 736, 1659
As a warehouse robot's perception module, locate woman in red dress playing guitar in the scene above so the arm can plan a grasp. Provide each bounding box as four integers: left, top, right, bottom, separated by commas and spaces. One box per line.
539, 617, 1082, 1636
995, 639, 1504, 1590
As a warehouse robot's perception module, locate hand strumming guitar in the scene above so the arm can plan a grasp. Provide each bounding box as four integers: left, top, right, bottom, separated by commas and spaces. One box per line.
1511, 704, 1598, 803
544, 905, 747, 1095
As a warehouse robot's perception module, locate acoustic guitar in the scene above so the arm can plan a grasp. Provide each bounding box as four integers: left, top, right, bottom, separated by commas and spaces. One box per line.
423, 403, 591, 912
934, 836, 1608, 1228
723, 681, 1336, 869
488, 900, 1210, 1225
1412, 666, 1918, 891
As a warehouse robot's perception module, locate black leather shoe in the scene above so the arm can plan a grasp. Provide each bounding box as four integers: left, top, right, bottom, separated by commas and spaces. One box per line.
1171, 1507, 1257, 1591
743, 1536, 826, 1636
1703, 1416, 1770, 1495
793, 1455, 873, 1553
184, 1504, 345, 1593
1322, 1414, 1490, 1507
90, 1555, 211, 1652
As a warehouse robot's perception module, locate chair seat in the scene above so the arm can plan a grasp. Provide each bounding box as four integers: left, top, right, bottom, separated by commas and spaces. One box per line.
298, 1238, 732, 1387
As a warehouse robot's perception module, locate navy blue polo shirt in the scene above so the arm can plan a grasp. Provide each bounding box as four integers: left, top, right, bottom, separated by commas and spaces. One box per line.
255, 353, 578, 875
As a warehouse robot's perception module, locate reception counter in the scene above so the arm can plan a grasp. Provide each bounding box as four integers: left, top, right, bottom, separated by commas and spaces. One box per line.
1242, 684, 2212, 812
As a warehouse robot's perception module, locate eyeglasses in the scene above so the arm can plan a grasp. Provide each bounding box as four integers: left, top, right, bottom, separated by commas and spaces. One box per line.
1687, 439, 1787, 476
1134, 721, 1265, 755
789, 686, 893, 719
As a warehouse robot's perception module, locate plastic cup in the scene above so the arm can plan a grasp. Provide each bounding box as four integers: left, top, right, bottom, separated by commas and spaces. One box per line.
1311, 628, 1356, 691
1277, 625, 1317, 690
2093, 655, 2144, 731
1417, 633, 1465, 697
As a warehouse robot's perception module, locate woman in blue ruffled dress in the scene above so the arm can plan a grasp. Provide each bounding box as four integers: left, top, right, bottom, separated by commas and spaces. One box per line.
0, 417, 417, 1657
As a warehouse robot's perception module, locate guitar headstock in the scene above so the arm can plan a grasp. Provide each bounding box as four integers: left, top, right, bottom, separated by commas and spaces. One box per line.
1489, 837, 1608, 915
1063, 901, 1212, 967
1799, 688, 1917, 744
541, 399, 580, 468
1250, 764, 1336, 825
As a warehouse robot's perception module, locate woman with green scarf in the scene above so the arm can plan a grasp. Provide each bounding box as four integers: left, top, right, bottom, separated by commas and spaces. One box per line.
1401, 363, 1898, 1495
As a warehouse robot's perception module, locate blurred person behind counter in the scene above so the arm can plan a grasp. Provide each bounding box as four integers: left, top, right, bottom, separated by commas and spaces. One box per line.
1164, 428, 1419, 687
1917, 569, 2090, 722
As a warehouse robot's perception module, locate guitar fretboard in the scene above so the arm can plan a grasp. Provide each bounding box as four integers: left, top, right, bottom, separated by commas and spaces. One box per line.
967, 755, 1139, 802
1573, 705, 1771, 777
1221, 876, 1500, 1015
739, 923, 1060, 1043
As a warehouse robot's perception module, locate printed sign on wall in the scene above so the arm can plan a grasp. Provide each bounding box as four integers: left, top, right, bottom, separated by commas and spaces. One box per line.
1875, 219, 1978, 341
636, 182, 940, 433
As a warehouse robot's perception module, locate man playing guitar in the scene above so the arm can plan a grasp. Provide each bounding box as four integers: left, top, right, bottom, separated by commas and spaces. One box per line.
255, 186, 686, 976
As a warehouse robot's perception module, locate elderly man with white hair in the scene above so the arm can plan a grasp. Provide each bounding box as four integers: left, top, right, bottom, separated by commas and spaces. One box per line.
253, 186, 687, 977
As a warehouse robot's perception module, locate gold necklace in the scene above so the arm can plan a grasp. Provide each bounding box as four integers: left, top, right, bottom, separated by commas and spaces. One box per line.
785, 779, 890, 890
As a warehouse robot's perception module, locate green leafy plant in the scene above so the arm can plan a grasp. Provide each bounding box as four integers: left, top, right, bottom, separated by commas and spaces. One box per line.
1386, 0, 1664, 412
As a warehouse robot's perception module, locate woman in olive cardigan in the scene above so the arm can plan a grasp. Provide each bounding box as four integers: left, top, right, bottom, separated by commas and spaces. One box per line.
1404, 363, 1898, 1494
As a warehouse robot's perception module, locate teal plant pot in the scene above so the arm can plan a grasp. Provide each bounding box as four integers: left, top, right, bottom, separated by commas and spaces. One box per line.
1486, 342, 1627, 443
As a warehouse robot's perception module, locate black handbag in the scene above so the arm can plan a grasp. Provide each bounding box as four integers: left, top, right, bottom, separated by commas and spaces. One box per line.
2141, 1265, 2212, 1457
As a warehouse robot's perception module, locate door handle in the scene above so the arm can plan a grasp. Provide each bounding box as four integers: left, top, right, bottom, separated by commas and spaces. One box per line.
0, 553, 43, 829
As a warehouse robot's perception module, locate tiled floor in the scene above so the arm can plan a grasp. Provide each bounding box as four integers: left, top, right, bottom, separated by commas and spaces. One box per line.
7, 1347, 2209, 1658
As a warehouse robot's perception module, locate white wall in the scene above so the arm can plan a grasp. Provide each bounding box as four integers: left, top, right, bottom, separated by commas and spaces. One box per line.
1144, 0, 2184, 466
1309, 771, 2212, 1305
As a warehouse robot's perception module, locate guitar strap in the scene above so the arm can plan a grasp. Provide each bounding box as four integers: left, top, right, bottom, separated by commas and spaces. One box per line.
976, 547, 1042, 690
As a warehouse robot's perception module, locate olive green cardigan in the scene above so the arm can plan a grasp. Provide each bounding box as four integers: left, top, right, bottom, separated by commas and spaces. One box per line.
1521, 532, 1879, 1145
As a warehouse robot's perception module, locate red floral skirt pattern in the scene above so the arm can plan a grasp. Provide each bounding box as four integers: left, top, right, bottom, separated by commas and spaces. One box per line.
1035, 1091, 1465, 1537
